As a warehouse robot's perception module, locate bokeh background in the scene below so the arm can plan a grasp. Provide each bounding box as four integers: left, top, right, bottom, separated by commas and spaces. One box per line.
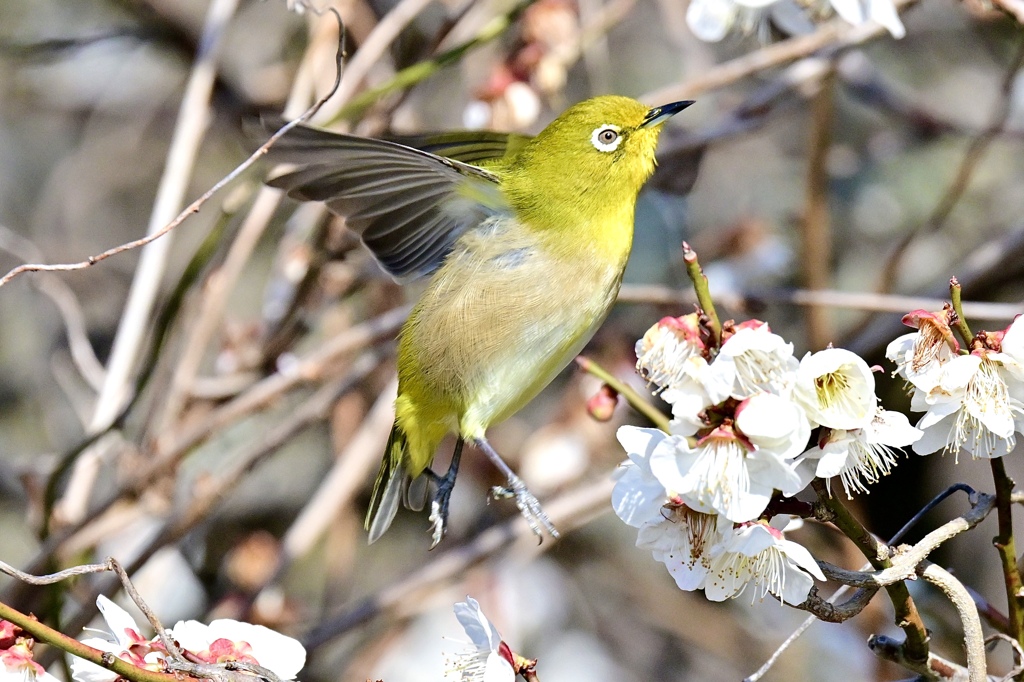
2, 0, 1024, 679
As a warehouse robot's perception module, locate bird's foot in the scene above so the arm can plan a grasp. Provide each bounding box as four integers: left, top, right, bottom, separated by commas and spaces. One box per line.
426, 439, 464, 549
427, 474, 456, 549
428, 499, 447, 549
491, 474, 560, 541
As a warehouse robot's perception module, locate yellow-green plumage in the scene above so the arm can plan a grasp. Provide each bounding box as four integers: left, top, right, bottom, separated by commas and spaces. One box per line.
265, 95, 692, 543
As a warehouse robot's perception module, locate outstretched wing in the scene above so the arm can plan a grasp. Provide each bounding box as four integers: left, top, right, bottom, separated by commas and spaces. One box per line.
383, 130, 533, 166
263, 121, 508, 282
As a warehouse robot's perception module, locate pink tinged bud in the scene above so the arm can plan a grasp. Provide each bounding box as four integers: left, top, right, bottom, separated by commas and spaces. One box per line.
0, 641, 46, 676
977, 328, 1004, 352
498, 641, 516, 668
901, 309, 960, 353
734, 319, 769, 333
587, 384, 619, 422
0, 620, 17, 648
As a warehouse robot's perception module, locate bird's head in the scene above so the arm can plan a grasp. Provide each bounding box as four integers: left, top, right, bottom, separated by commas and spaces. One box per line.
503, 96, 694, 228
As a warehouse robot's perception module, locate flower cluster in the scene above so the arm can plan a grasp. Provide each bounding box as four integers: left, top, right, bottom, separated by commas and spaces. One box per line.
616, 313, 924, 604
685, 0, 905, 43
888, 309, 1024, 460
71, 596, 305, 682
1, 620, 59, 682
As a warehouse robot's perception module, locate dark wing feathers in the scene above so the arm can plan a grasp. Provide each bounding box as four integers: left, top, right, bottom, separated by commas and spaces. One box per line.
382, 131, 533, 166
262, 120, 507, 281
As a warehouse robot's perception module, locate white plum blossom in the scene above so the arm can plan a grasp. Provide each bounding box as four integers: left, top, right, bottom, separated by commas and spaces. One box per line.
446, 597, 515, 682
685, 0, 905, 43
702, 323, 798, 403
890, 312, 1024, 459
794, 348, 876, 430
648, 393, 809, 523
635, 314, 707, 393
685, 0, 779, 42
613, 427, 670, 527
799, 408, 922, 496
168, 619, 306, 681
70, 596, 166, 682
828, 0, 905, 38
886, 309, 960, 394
70, 596, 306, 682
637, 506, 725, 591
911, 351, 1024, 459
1, 621, 60, 682
705, 521, 824, 605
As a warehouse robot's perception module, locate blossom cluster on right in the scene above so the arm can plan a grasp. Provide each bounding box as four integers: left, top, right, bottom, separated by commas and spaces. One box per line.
613, 308, 1024, 607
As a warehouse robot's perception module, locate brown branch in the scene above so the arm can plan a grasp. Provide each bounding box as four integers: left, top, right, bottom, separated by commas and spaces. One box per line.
800, 65, 836, 349
616, 283, 1023, 321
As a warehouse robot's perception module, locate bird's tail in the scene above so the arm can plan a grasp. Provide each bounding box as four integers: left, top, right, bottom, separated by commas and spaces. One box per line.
365, 423, 408, 544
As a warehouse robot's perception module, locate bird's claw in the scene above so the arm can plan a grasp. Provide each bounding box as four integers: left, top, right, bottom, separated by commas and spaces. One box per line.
428, 499, 447, 549
490, 475, 559, 541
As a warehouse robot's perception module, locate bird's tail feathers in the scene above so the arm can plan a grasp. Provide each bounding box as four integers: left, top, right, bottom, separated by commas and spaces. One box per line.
366, 424, 408, 543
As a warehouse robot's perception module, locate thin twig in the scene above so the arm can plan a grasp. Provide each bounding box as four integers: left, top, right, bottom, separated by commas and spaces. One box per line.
747, 484, 982, 681
815, 493, 994, 589
812, 479, 930, 663
920, 564, 987, 682
0, 225, 105, 390
799, 64, 836, 349
0, 599, 181, 682
641, 0, 919, 104
326, 0, 433, 113
681, 243, 722, 347
989, 456, 1024, 645
575, 356, 669, 431
616, 283, 1023, 320
0, 559, 110, 584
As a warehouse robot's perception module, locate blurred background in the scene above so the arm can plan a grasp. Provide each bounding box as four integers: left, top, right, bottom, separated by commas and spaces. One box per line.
1, 0, 1024, 679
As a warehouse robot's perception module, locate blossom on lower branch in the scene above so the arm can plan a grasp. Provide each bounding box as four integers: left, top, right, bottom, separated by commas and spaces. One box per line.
633, 506, 822, 604
447, 597, 534, 682
70, 596, 306, 682
1, 621, 60, 682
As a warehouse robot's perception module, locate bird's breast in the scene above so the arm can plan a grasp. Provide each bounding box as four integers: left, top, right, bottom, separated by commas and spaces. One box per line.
397, 215, 629, 436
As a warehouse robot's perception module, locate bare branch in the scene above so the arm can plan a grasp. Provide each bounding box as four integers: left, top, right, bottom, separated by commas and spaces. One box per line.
919, 564, 987, 682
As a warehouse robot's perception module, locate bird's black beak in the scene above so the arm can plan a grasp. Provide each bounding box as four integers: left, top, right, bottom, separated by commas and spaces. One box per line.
640, 100, 695, 129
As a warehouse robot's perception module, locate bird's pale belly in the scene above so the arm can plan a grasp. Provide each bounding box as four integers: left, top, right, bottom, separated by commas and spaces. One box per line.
397, 227, 625, 441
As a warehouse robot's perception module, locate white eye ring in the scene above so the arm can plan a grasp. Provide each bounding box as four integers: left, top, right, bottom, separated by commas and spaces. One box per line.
591, 124, 622, 152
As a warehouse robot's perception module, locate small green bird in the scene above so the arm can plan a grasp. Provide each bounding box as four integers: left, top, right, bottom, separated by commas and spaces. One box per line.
265, 95, 693, 546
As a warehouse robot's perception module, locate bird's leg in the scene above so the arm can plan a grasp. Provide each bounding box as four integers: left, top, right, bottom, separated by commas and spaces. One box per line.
473, 437, 560, 541
426, 438, 464, 548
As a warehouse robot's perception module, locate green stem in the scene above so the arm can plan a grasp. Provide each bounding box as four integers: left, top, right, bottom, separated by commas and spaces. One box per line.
328, 0, 533, 124
990, 457, 1024, 645
681, 243, 722, 348
0, 600, 179, 682
575, 356, 670, 432
949, 277, 973, 345
811, 480, 930, 664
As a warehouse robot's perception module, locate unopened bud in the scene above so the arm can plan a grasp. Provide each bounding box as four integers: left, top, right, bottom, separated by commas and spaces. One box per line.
587, 384, 619, 421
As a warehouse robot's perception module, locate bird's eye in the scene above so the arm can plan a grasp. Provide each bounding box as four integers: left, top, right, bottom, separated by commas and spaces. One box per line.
591, 125, 622, 152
